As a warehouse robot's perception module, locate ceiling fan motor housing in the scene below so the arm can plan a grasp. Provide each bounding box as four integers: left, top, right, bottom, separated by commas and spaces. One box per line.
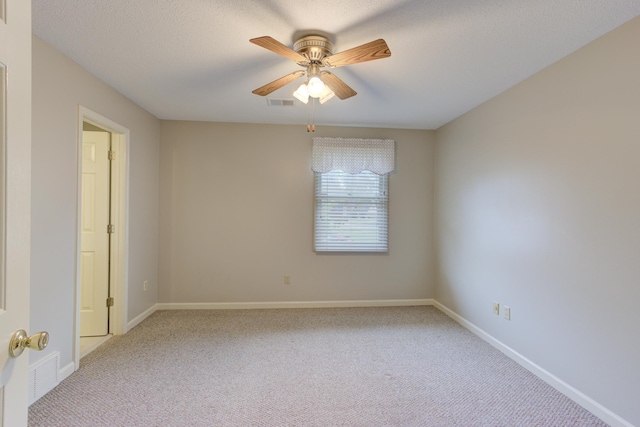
294, 35, 334, 62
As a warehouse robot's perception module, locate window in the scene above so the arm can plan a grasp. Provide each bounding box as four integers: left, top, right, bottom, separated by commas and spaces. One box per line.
315, 170, 388, 252
312, 137, 395, 253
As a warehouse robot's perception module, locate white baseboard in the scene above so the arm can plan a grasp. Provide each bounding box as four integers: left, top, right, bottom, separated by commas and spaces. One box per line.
126, 303, 158, 331
432, 300, 633, 427
59, 361, 75, 382
157, 299, 434, 310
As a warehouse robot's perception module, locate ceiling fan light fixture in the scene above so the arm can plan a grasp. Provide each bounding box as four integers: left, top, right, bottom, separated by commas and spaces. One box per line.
318, 86, 335, 104
307, 76, 325, 98
293, 84, 309, 104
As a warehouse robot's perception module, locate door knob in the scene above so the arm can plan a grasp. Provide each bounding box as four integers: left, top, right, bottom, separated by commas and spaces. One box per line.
8, 330, 49, 358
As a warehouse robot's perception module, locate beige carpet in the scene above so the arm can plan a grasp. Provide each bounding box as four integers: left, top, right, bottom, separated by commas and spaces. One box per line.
29, 306, 607, 426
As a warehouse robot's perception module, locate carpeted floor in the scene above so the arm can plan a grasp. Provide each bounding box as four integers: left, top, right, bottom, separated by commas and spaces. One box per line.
29, 306, 608, 426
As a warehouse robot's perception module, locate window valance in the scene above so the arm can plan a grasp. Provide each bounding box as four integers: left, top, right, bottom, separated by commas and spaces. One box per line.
311, 137, 395, 175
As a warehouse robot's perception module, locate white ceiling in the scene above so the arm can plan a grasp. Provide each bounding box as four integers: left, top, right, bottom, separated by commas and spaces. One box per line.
32, 1, 640, 130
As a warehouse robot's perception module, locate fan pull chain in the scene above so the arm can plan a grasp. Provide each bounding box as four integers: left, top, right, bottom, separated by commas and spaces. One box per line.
306, 98, 317, 132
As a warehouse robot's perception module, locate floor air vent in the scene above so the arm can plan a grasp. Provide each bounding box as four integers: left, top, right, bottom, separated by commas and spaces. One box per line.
267, 98, 296, 107
29, 352, 60, 405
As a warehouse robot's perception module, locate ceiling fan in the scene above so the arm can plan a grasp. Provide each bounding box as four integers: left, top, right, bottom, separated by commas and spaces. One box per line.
250, 34, 391, 103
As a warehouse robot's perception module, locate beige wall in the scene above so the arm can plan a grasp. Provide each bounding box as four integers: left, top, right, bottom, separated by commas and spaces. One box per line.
435, 16, 640, 425
31, 36, 160, 368
159, 122, 435, 304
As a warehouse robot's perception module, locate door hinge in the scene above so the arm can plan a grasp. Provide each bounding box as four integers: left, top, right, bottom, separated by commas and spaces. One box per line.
106, 297, 114, 307
108, 224, 115, 234
108, 150, 116, 160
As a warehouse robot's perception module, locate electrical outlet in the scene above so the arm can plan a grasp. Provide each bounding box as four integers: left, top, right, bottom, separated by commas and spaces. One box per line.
493, 302, 500, 315
143, 280, 148, 291
284, 275, 291, 285
504, 306, 511, 320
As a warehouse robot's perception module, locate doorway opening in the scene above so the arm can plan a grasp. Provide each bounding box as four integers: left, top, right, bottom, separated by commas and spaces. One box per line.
74, 107, 129, 369
79, 125, 112, 356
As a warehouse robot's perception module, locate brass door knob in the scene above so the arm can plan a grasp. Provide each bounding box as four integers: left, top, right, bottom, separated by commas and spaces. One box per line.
9, 330, 49, 358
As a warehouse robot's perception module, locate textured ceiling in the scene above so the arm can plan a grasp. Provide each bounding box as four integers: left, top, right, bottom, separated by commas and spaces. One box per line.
32, 1, 640, 130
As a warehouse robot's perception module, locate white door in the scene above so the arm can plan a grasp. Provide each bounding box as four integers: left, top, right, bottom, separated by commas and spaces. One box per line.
80, 131, 110, 336
0, 1, 34, 426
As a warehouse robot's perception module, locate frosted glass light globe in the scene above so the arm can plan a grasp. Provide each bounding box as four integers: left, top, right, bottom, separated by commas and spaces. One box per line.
307, 77, 325, 98
293, 84, 309, 104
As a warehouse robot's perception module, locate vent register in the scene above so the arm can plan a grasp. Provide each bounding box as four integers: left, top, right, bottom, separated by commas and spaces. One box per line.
266, 98, 296, 107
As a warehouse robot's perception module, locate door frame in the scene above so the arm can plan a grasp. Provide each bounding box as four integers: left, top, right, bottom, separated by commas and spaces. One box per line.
73, 106, 129, 370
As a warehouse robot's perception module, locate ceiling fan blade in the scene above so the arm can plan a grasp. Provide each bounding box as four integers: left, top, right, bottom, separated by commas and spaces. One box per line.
320, 71, 357, 100
252, 70, 306, 96
250, 36, 309, 64
322, 39, 391, 68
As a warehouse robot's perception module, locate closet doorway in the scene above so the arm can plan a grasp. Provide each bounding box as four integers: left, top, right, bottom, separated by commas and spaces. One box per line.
80, 125, 111, 335
75, 107, 129, 366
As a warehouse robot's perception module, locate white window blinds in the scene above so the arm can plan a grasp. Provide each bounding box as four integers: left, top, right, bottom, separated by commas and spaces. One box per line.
312, 138, 395, 253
